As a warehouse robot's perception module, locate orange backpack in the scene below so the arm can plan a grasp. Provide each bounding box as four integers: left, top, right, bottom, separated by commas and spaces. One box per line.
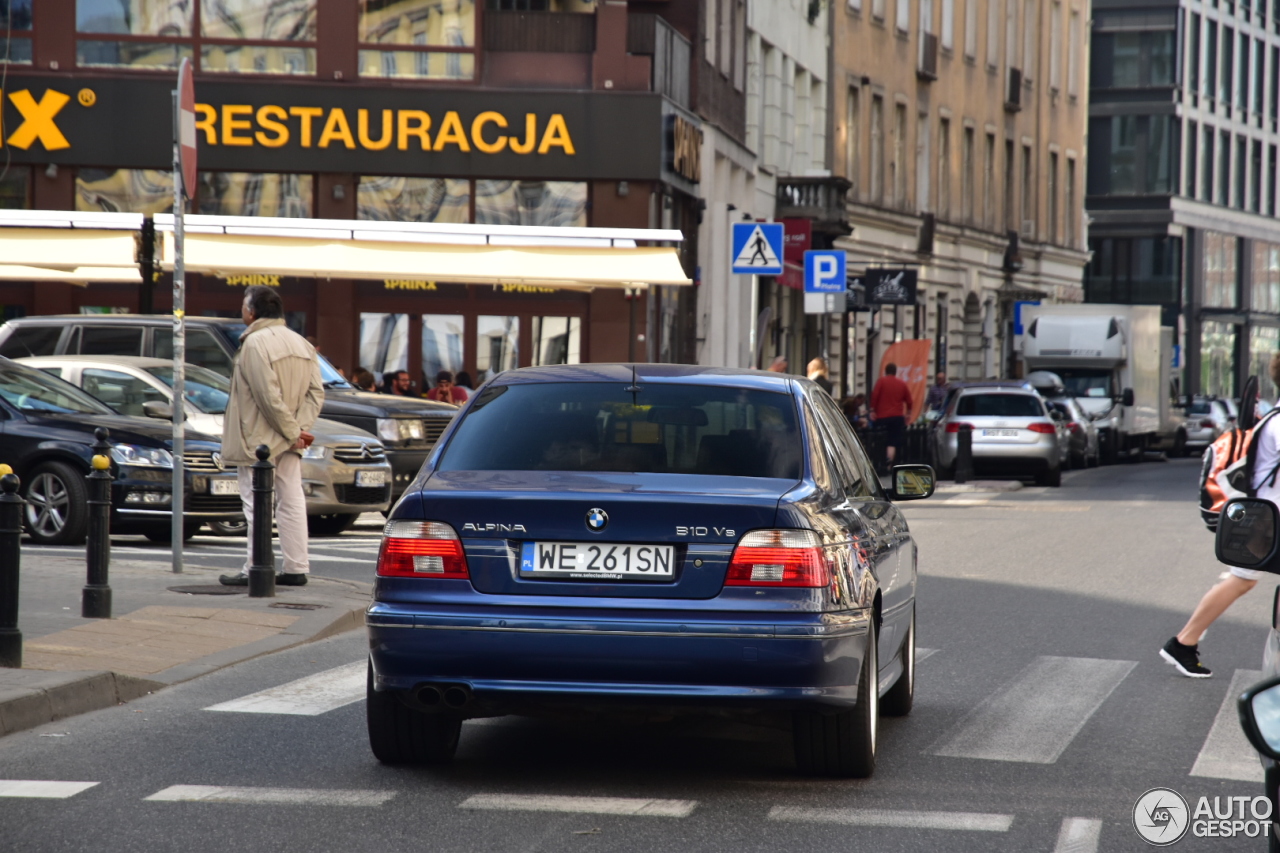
1199, 378, 1272, 530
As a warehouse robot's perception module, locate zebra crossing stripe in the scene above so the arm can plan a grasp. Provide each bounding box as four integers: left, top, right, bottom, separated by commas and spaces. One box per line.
1190, 668, 1265, 782
916, 647, 939, 664
930, 656, 1136, 764
144, 785, 394, 806
1053, 818, 1102, 853
0, 780, 99, 799
204, 661, 365, 716
458, 794, 697, 817
767, 806, 1013, 831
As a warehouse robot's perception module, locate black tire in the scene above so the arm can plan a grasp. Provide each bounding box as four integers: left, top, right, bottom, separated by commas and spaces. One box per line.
1069, 451, 1085, 470
1036, 465, 1062, 487
366, 663, 461, 765
1173, 430, 1188, 458
793, 622, 878, 778
143, 523, 200, 544
208, 519, 247, 536
1101, 430, 1119, 465
308, 513, 358, 537
880, 606, 914, 717
23, 460, 90, 546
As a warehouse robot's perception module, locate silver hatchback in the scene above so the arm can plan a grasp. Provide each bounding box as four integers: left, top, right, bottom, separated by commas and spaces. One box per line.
934, 386, 1062, 486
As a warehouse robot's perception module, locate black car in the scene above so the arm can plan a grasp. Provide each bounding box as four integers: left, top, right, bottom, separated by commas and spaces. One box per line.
0, 315, 458, 500
0, 357, 239, 545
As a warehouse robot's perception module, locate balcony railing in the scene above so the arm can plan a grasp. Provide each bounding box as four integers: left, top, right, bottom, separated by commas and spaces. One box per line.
629, 14, 691, 109
775, 177, 852, 233
485, 11, 596, 53
917, 32, 938, 81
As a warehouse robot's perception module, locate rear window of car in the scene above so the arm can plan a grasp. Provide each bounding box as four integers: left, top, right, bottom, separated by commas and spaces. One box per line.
439, 382, 802, 479
956, 393, 1045, 417
1187, 401, 1212, 415
0, 325, 62, 358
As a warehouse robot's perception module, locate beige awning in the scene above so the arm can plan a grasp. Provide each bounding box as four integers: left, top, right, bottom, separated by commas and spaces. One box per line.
0, 227, 141, 285
159, 231, 690, 288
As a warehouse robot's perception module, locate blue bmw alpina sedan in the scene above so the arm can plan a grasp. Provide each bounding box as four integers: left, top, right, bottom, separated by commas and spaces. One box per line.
366, 364, 933, 777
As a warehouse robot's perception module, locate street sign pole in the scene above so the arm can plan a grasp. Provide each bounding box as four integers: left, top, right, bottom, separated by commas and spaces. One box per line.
171, 57, 195, 573
748, 274, 758, 368
731, 222, 784, 370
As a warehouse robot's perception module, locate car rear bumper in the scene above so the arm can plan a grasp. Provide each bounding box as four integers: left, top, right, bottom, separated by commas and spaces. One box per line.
938, 435, 1059, 468
367, 603, 872, 709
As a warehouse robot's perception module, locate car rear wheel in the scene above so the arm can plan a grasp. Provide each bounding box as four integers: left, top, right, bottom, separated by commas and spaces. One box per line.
1036, 465, 1062, 487
793, 622, 878, 778
308, 513, 358, 537
880, 606, 914, 717
24, 462, 89, 546
208, 519, 247, 536
1173, 429, 1188, 458
366, 663, 461, 765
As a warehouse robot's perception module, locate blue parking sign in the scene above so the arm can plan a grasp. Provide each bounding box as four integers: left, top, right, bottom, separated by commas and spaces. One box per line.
731, 222, 784, 275
804, 250, 847, 293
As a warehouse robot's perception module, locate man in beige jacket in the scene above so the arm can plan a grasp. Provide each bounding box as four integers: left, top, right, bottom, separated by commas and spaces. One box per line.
219, 285, 323, 587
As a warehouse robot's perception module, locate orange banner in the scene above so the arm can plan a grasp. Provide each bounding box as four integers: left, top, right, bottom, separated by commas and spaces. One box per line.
880, 339, 933, 423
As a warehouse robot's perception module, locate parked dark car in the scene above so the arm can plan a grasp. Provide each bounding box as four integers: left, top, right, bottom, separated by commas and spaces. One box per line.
0, 315, 457, 501
0, 356, 239, 545
366, 365, 934, 777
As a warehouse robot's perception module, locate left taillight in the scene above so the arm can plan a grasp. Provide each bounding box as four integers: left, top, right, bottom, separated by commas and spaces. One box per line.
376, 520, 469, 579
725, 529, 830, 588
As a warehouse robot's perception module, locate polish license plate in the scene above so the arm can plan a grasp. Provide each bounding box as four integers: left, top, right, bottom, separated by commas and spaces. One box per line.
519, 542, 675, 581
982, 429, 1019, 437
355, 469, 388, 488
209, 478, 239, 496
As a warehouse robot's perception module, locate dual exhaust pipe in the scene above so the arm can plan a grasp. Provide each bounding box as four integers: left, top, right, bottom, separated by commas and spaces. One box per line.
413, 682, 473, 711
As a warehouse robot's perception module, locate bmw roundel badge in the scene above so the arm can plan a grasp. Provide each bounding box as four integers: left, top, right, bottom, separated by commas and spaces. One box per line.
586, 508, 609, 531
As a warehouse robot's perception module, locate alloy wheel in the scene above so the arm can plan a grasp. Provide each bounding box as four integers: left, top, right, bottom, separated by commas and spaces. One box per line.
26, 472, 70, 537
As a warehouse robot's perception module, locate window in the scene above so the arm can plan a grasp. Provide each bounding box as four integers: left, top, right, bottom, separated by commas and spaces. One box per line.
1048, 151, 1059, 243
1272, 46, 1279, 128
1236, 135, 1248, 208
440, 383, 802, 480
984, 132, 995, 227
893, 103, 907, 207
1065, 157, 1076, 247
1022, 143, 1032, 231
1187, 120, 1199, 199
0, 325, 61, 358
1204, 232, 1239, 308
197, 173, 313, 217
1254, 139, 1264, 212
0, 0, 31, 63
938, 116, 951, 218
1146, 116, 1172, 193
1068, 10, 1081, 96
531, 317, 582, 365
475, 181, 586, 226
1109, 116, 1138, 194
718, 0, 732, 76
78, 326, 143, 356
1220, 130, 1231, 205
1257, 38, 1267, 117
964, 0, 976, 58
1085, 236, 1182, 305
1253, 243, 1280, 314
476, 316, 518, 380
360, 0, 476, 80
1223, 28, 1234, 105
1004, 138, 1015, 230
1207, 21, 1218, 99
987, 0, 1000, 67
917, 113, 931, 211
1252, 326, 1280, 402
0, 167, 29, 209
1050, 2, 1062, 90
360, 313, 409, 378
1201, 321, 1238, 398
956, 393, 1045, 417
962, 126, 974, 222
422, 314, 465, 385
1204, 126, 1216, 202
1023, 0, 1036, 79
76, 169, 173, 214
896, 0, 908, 32
871, 96, 885, 203
358, 177, 470, 222
1270, 144, 1277, 216
1238, 31, 1249, 110
942, 0, 955, 48
1190, 13, 1201, 94
153, 328, 235, 375
846, 87, 861, 194
77, 0, 316, 73
812, 395, 878, 498
873, 0, 885, 20
0, 365, 112, 416
849, 0, 862, 12
1005, 0, 1018, 68
81, 369, 167, 418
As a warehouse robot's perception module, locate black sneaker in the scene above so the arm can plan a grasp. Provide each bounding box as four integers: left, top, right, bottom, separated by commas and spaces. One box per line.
276, 573, 308, 587
218, 573, 248, 587
1161, 637, 1212, 678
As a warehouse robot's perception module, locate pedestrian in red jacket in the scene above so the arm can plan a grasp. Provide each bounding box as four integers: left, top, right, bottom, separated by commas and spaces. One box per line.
870, 363, 913, 466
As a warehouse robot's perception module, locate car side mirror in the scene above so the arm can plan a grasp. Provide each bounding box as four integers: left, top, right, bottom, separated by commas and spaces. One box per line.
142, 400, 173, 420
1238, 676, 1280, 761
1121, 388, 1135, 407
890, 464, 935, 501
1216, 498, 1280, 574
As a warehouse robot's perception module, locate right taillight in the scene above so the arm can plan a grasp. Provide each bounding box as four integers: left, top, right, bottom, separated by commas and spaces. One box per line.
1201, 419, 1216, 428
725, 529, 830, 588
377, 520, 469, 579
945, 421, 975, 433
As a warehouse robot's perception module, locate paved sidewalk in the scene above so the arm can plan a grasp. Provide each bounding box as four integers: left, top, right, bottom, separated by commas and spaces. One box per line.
0, 551, 371, 736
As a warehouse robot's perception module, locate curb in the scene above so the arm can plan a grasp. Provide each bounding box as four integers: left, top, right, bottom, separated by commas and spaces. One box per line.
0, 586, 368, 737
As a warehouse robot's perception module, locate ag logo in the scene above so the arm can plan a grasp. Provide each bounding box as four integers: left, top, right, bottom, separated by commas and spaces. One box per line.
1133, 787, 1190, 846
585, 508, 608, 531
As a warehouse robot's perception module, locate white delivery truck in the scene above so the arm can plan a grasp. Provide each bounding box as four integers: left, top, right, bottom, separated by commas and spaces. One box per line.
1019, 304, 1174, 463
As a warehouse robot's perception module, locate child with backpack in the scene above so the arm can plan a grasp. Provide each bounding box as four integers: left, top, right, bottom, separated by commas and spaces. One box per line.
1162, 363, 1278, 678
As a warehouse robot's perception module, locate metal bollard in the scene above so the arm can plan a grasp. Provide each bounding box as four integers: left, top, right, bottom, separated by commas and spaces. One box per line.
955, 424, 974, 484
0, 467, 23, 668
83, 428, 113, 619
248, 445, 276, 598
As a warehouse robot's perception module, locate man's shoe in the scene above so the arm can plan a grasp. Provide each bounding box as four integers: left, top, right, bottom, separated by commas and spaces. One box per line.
276, 573, 308, 587
218, 573, 249, 587
1161, 637, 1212, 678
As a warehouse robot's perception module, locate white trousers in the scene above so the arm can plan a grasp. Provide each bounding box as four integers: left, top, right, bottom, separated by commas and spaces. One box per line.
238, 450, 309, 575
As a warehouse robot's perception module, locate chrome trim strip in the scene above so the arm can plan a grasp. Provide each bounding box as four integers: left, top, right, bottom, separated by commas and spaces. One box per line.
367, 613, 870, 640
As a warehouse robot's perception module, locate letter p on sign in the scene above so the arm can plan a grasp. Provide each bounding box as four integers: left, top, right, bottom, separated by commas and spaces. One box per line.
804, 250, 847, 294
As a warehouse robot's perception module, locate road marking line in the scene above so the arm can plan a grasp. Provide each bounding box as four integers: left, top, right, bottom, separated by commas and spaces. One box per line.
930, 656, 1136, 763
204, 661, 365, 716
0, 780, 99, 799
458, 794, 697, 817
1053, 817, 1102, 853
144, 785, 394, 806
916, 647, 939, 664
1190, 668, 1264, 782
767, 806, 1013, 831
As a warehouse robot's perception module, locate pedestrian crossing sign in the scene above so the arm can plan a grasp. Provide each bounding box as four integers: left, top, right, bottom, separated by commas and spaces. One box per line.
731, 222, 784, 275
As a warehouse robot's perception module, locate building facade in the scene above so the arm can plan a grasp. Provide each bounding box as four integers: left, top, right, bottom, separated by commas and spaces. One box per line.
1087, 0, 1280, 401
832, 0, 1091, 395
0, 0, 706, 385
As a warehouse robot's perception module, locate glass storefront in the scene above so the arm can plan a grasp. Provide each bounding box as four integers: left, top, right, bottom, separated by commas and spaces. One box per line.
1251, 325, 1280, 402
75, 169, 174, 214
476, 315, 518, 380
358, 177, 470, 222
1201, 320, 1238, 398
531, 316, 581, 365
475, 181, 587, 227
360, 313, 410, 379
1254, 242, 1280, 314
358, 0, 475, 79
197, 173, 313, 217
1203, 232, 1239, 308
422, 314, 465, 383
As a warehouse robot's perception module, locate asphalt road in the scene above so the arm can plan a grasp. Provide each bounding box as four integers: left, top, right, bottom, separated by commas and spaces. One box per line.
1, 459, 1273, 852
